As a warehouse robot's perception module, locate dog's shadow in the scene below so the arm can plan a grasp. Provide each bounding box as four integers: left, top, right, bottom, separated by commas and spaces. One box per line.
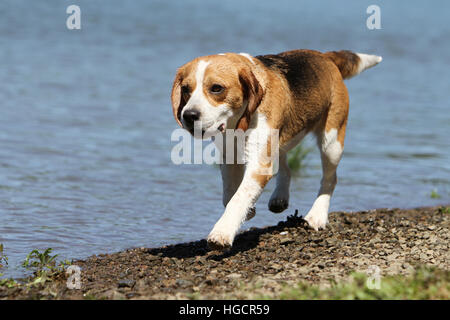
147, 210, 308, 261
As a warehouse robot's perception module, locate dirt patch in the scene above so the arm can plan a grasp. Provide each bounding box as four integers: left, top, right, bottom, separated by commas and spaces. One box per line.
1, 206, 448, 299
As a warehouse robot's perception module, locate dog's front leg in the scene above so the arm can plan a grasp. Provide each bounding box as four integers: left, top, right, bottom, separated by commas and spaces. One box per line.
208, 157, 274, 250
220, 163, 245, 208
221, 163, 257, 221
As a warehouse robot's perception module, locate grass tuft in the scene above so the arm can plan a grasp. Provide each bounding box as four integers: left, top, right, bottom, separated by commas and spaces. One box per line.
287, 143, 312, 174
0, 244, 8, 268
22, 248, 70, 285
438, 206, 450, 214
430, 189, 441, 199
268, 267, 449, 300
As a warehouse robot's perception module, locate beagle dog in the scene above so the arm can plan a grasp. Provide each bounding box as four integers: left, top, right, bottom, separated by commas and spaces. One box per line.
171, 49, 381, 249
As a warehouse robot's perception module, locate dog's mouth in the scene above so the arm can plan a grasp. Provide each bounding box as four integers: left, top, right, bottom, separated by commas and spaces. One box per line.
217, 123, 225, 132
202, 122, 226, 136
186, 122, 226, 138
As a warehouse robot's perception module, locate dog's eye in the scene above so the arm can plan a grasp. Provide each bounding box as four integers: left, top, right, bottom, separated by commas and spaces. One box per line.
210, 84, 224, 94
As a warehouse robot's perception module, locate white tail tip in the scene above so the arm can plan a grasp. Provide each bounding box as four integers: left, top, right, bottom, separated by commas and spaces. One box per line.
356, 53, 382, 74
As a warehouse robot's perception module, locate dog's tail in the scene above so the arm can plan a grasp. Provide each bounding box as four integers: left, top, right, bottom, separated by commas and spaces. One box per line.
324, 50, 382, 79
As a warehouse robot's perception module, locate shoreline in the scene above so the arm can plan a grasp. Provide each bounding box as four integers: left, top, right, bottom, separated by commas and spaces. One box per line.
1, 205, 449, 299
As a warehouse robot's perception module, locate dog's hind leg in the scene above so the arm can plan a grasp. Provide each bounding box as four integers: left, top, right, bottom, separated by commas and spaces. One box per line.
268, 151, 290, 213
305, 125, 346, 230
305, 84, 348, 231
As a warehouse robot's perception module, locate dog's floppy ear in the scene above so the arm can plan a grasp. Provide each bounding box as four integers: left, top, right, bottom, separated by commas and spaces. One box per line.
171, 70, 186, 127
236, 69, 264, 131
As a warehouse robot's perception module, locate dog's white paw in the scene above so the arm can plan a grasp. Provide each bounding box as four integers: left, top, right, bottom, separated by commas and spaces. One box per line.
207, 229, 233, 250
304, 211, 328, 231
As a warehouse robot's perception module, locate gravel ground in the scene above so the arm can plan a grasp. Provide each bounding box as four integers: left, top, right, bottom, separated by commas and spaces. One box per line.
0, 206, 448, 299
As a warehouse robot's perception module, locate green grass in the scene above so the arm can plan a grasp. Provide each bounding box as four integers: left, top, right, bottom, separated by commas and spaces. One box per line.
267, 267, 449, 300
21, 248, 70, 285
438, 206, 450, 214
0, 244, 18, 288
0, 246, 72, 288
23, 248, 58, 270
287, 143, 312, 174
430, 189, 441, 199
0, 243, 8, 268
0, 277, 18, 288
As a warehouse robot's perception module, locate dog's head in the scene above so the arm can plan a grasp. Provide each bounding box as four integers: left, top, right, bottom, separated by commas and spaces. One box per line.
171, 53, 264, 138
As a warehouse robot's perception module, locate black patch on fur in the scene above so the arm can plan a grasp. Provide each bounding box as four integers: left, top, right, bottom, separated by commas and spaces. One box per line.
255, 55, 287, 70
256, 52, 320, 94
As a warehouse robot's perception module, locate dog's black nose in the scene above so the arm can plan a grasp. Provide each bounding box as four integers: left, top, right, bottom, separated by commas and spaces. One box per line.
183, 109, 200, 125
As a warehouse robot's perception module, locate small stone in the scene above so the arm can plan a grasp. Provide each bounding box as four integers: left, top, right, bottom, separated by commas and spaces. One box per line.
135, 279, 147, 290
427, 225, 436, 231
226, 273, 242, 279
103, 289, 126, 300
112, 291, 126, 300
118, 279, 135, 288
269, 263, 283, 271
429, 236, 438, 244
280, 238, 294, 245
176, 279, 193, 288
147, 255, 159, 261
387, 253, 398, 261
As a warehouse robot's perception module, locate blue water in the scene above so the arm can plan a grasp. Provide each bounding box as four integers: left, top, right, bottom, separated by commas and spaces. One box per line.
0, 0, 449, 278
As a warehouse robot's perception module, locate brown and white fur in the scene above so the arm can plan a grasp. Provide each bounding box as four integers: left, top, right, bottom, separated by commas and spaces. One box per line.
171, 49, 381, 249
